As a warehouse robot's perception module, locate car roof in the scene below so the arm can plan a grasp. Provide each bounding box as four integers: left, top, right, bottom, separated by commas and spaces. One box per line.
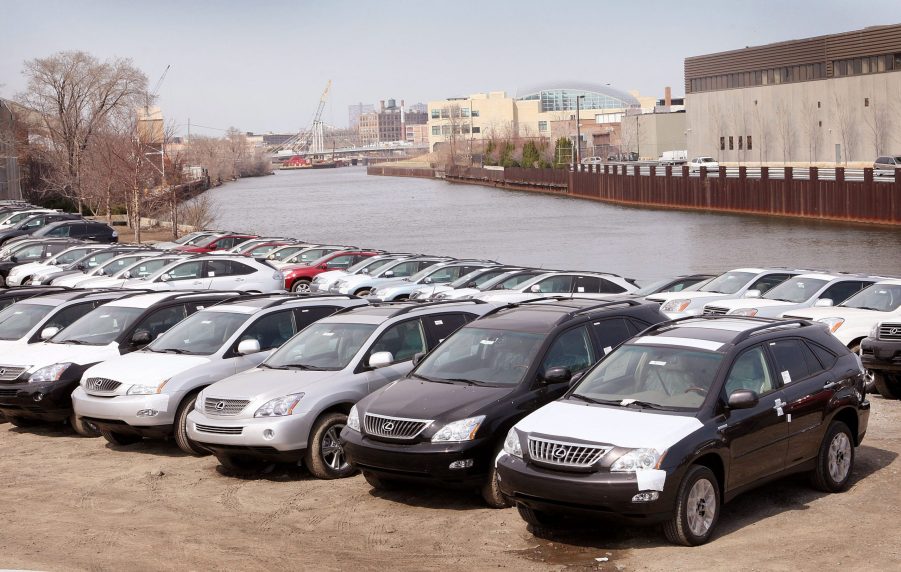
631, 316, 817, 353
317, 300, 490, 325
23, 290, 134, 306
198, 294, 366, 315
470, 297, 656, 334
102, 291, 240, 309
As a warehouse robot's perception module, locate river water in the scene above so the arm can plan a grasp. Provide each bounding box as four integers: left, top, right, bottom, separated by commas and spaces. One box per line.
207, 167, 901, 282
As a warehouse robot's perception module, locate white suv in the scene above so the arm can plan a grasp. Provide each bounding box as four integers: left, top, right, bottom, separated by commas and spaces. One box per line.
475, 271, 638, 304
688, 156, 719, 173
122, 255, 285, 292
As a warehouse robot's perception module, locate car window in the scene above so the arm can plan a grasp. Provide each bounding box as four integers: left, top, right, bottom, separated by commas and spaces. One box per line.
573, 275, 601, 293
236, 310, 296, 351
266, 322, 378, 370
820, 280, 870, 305
767, 339, 822, 384
292, 305, 341, 330
424, 266, 465, 284
132, 305, 188, 343
15, 245, 45, 260
494, 273, 540, 290
723, 346, 775, 395
764, 277, 828, 303
532, 275, 573, 293
0, 303, 54, 340
40, 302, 98, 337
750, 273, 793, 294
168, 261, 203, 280
206, 259, 232, 277
384, 261, 418, 277
599, 277, 627, 293
541, 325, 596, 374
367, 319, 426, 364
326, 255, 356, 269
807, 341, 837, 369
45, 243, 71, 255
55, 248, 94, 265
230, 261, 256, 276
422, 312, 472, 346
592, 317, 641, 355
149, 310, 249, 355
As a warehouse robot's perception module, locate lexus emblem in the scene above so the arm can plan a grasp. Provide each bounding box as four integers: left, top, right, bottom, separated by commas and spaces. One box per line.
215, 401, 226, 411
0, 369, 5, 376
891, 327, 900, 335
383, 421, 395, 432
552, 447, 567, 458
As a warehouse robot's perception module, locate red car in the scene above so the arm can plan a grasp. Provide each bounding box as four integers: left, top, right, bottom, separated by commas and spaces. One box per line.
282, 250, 382, 292
174, 233, 258, 253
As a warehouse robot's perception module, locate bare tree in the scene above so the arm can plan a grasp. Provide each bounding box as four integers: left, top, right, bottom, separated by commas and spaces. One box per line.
800, 95, 821, 164
177, 191, 219, 230
864, 96, 892, 157
774, 95, 794, 164
709, 101, 727, 162
833, 91, 857, 164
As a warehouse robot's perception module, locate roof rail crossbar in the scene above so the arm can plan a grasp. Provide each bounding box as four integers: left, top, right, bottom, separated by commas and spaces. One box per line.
733, 318, 812, 344
569, 298, 642, 316
382, 298, 488, 317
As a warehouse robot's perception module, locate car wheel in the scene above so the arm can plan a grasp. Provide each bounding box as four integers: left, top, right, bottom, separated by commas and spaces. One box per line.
362, 470, 401, 490
305, 412, 356, 479
174, 393, 209, 456
873, 372, 900, 400
69, 414, 99, 437
481, 445, 511, 508
100, 429, 143, 446
291, 280, 311, 293
354, 288, 371, 297
664, 465, 720, 546
810, 421, 855, 492
7, 416, 40, 428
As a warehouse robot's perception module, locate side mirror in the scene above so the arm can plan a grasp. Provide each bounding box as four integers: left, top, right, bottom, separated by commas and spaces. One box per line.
131, 330, 152, 346
744, 289, 761, 299
466, 281, 477, 288
9, 255, 17, 263
383, 270, 394, 278
423, 277, 433, 284
530, 284, 542, 293
814, 298, 834, 307
122, 271, 132, 279
412, 351, 426, 366
727, 389, 759, 410
543, 366, 572, 384
237, 339, 261, 355
76, 263, 86, 271
319, 263, 328, 270
159, 273, 171, 282
40, 326, 60, 340
360, 268, 370, 274
368, 351, 394, 369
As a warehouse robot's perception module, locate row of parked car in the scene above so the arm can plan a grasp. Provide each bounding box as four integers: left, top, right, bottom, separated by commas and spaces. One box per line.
0, 218, 894, 546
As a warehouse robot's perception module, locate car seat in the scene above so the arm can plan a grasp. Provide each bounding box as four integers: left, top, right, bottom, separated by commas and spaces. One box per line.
725, 353, 768, 395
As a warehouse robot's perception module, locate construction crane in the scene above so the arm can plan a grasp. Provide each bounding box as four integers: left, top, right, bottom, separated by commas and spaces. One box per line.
273, 80, 331, 156
144, 64, 170, 113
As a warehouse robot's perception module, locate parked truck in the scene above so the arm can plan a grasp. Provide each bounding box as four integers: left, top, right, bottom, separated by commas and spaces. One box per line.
658, 149, 688, 165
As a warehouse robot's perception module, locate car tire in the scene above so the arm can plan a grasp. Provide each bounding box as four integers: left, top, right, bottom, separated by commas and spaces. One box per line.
663, 465, 720, 546
7, 416, 40, 428
100, 429, 142, 446
69, 414, 99, 437
291, 280, 312, 293
174, 393, 209, 456
810, 421, 855, 492
481, 446, 511, 508
362, 470, 401, 491
354, 288, 371, 297
873, 372, 900, 400
305, 412, 356, 479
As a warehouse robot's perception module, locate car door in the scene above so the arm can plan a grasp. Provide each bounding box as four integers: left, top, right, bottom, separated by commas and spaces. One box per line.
720, 345, 788, 490
229, 309, 299, 371
164, 260, 210, 290
359, 318, 427, 392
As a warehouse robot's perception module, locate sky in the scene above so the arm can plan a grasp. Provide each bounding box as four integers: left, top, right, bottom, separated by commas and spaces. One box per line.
2, 0, 896, 137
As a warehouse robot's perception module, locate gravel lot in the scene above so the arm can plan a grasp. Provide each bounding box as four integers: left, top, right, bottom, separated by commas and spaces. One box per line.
1, 396, 898, 571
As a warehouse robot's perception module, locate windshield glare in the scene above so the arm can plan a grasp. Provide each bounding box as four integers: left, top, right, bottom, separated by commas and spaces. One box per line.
700, 271, 755, 294
0, 303, 53, 340
841, 284, 901, 312
415, 327, 545, 386
54, 306, 143, 345
149, 311, 248, 355
763, 277, 827, 303
449, 269, 503, 289
348, 257, 390, 274
118, 258, 174, 278
572, 345, 724, 410
269, 246, 305, 260
265, 322, 377, 370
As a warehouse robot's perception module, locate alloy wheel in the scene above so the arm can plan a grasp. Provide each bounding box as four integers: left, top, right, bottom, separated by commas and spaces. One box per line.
828, 432, 852, 483
685, 478, 717, 537
320, 423, 348, 471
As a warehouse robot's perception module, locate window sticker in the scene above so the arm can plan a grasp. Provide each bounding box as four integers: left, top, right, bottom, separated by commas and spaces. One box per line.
781, 370, 792, 384
322, 332, 335, 337
434, 319, 444, 325
577, 286, 585, 292
649, 360, 667, 366
603, 346, 613, 354
208, 272, 215, 277
480, 339, 495, 345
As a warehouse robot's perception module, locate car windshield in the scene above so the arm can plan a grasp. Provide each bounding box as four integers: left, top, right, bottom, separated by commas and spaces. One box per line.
375, 259, 421, 278
94, 255, 144, 276
0, 303, 54, 340
67, 250, 118, 270
763, 277, 828, 303
634, 278, 673, 296
287, 248, 333, 264
449, 268, 505, 289
50, 247, 97, 265
52, 306, 144, 345
119, 258, 174, 279
268, 246, 306, 261
248, 244, 281, 256
414, 327, 546, 386
148, 310, 249, 355
699, 271, 755, 294
840, 284, 901, 312
264, 322, 378, 371
571, 345, 724, 410
347, 257, 388, 274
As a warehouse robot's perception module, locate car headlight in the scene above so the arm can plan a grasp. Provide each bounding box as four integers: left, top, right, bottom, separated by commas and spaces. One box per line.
126, 379, 170, 395
503, 427, 522, 458
433, 292, 448, 300
817, 317, 845, 333
731, 308, 758, 317
869, 323, 879, 338
610, 448, 664, 472
254, 393, 304, 417
29, 362, 74, 383
369, 288, 378, 295
661, 299, 691, 313
195, 394, 205, 411
347, 405, 360, 431
431, 415, 485, 443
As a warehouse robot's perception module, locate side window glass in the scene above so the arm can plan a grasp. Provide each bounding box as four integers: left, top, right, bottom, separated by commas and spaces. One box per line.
574, 276, 601, 293
229, 261, 256, 276
541, 325, 595, 374
750, 273, 792, 294
592, 318, 634, 355
820, 281, 867, 305
238, 310, 296, 351
422, 312, 469, 346
599, 278, 627, 293
807, 341, 837, 369
293, 306, 340, 330
326, 255, 354, 269
41, 303, 95, 334
168, 261, 203, 280
724, 346, 775, 396
534, 275, 572, 293
206, 259, 231, 277
47, 226, 70, 237
768, 339, 819, 383
132, 305, 188, 342
368, 319, 426, 363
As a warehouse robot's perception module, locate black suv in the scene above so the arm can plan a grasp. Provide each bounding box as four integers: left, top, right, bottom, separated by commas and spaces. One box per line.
0, 213, 82, 245
496, 316, 870, 546
23, 219, 118, 243
341, 297, 667, 507
861, 320, 901, 399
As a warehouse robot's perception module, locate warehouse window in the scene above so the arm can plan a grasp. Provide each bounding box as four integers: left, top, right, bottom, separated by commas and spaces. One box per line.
747, 136, 753, 151
720, 137, 725, 151
729, 136, 734, 150
738, 136, 743, 150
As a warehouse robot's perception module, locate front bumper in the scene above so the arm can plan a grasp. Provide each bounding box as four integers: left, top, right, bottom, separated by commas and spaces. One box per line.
496, 453, 677, 523
341, 429, 494, 487
185, 410, 313, 458
861, 337, 901, 372
72, 387, 176, 430
0, 379, 78, 421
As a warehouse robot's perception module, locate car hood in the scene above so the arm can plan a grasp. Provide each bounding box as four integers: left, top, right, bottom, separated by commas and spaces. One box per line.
76, 276, 126, 288
8, 261, 49, 275
53, 273, 92, 287
647, 291, 729, 303
83, 351, 211, 385
707, 298, 793, 310
279, 263, 316, 273
515, 400, 703, 450
202, 367, 345, 401
365, 378, 513, 421
782, 306, 897, 320
0, 341, 119, 371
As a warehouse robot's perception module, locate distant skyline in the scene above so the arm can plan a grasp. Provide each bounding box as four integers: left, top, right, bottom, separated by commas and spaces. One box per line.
2, 0, 896, 137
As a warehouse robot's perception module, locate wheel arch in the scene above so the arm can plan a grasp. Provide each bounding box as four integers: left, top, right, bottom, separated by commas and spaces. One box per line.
829, 406, 860, 446
691, 452, 726, 498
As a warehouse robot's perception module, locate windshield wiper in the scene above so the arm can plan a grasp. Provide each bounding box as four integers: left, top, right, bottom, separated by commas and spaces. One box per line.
280, 363, 328, 371
158, 348, 191, 354
443, 377, 487, 386
411, 373, 450, 384
57, 339, 90, 345
568, 393, 622, 406
852, 306, 885, 312
621, 399, 671, 410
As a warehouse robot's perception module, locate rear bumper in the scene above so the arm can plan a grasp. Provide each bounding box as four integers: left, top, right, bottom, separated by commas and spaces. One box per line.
860, 337, 901, 372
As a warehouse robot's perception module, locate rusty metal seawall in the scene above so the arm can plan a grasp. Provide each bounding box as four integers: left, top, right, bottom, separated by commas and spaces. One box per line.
445, 165, 901, 226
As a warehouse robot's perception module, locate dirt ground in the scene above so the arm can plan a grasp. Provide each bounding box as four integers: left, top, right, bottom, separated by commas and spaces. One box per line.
0, 396, 898, 572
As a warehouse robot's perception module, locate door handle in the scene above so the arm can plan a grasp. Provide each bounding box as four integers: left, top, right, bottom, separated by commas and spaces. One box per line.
824, 380, 841, 390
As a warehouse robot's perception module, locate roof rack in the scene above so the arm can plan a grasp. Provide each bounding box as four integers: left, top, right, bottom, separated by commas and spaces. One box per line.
732, 318, 812, 344
638, 315, 813, 344
386, 298, 487, 317
212, 292, 362, 307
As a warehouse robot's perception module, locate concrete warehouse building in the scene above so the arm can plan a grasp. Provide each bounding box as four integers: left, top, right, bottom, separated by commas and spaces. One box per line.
685, 23, 901, 166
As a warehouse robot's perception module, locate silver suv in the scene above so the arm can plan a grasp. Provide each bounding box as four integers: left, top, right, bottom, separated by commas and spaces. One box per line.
331, 256, 454, 296
874, 155, 901, 177
187, 300, 494, 477
367, 260, 499, 302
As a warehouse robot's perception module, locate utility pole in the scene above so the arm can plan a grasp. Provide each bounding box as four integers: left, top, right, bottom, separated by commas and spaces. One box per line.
574, 95, 585, 168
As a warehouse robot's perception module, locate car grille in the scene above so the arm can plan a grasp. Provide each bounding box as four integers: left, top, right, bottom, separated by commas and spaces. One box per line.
84, 377, 122, 393
878, 323, 901, 341
194, 423, 243, 435
703, 305, 730, 316
527, 437, 609, 468
364, 413, 432, 440
0, 366, 27, 382
0, 388, 19, 397
204, 398, 250, 416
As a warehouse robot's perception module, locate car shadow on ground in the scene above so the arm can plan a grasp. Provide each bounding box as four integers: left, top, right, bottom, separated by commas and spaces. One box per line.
366, 482, 490, 511
6, 421, 81, 437
213, 462, 312, 482
101, 439, 196, 458
518, 444, 897, 552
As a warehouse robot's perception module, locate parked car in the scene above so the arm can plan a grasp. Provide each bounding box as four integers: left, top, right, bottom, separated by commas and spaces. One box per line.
432, 268, 547, 301
0, 239, 84, 287
648, 268, 800, 319
367, 260, 499, 302
11, 219, 119, 244
173, 233, 258, 253
860, 318, 901, 399
152, 231, 223, 250
51, 251, 162, 287
0, 208, 58, 229
235, 240, 300, 258
0, 285, 73, 311
688, 156, 719, 173
874, 155, 901, 176
331, 256, 455, 297
409, 266, 524, 301
73, 255, 187, 289
475, 271, 638, 303
5, 244, 109, 287
702, 273, 876, 317
73, 293, 369, 451
187, 300, 493, 476
270, 245, 358, 269
225, 237, 297, 255
632, 274, 717, 297
0, 213, 82, 245
310, 254, 414, 293
281, 250, 382, 292
121, 255, 285, 293
0, 291, 244, 432
342, 298, 667, 506
29, 246, 150, 285
264, 243, 320, 262
497, 316, 870, 545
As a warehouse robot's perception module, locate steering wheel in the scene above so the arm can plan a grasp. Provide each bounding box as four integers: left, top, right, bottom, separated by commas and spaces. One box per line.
684, 386, 708, 395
